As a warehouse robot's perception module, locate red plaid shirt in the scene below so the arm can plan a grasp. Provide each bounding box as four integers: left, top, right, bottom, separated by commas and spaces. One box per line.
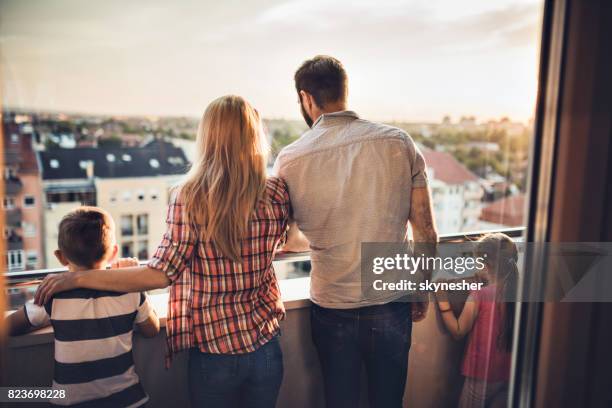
149, 177, 289, 365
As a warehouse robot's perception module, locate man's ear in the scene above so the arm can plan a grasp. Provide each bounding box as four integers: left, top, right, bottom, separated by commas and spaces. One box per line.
54, 250, 69, 266
300, 90, 314, 112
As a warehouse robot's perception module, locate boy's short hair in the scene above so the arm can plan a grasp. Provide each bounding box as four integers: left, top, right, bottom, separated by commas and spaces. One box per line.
58, 206, 115, 268
294, 55, 348, 108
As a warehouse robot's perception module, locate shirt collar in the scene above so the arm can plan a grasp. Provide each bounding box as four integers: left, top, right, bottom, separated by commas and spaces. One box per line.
312, 110, 359, 128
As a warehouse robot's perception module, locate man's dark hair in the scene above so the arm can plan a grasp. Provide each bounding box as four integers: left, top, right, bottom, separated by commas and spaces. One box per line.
294, 55, 348, 108
58, 206, 114, 268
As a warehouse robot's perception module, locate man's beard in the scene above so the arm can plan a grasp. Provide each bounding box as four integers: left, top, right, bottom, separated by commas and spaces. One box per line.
300, 102, 314, 128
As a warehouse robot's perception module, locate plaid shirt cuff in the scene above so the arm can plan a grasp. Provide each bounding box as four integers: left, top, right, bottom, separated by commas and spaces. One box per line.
148, 240, 191, 282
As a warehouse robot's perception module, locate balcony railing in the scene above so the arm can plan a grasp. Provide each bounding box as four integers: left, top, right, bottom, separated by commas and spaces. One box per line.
4, 208, 22, 228
5, 225, 526, 407
6, 233, 24, 251
4, 227, 525, 283
5, 176, 23, 195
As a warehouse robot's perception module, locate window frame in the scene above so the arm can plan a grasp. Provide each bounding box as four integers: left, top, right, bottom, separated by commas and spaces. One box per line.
120, 214, 134, 237
136, 213, 149, 236
23, 195, 36, 208
6, 249, 25, 271
25, 250, 38, 267
3, 196, 16, 210
22, 222, 37, 238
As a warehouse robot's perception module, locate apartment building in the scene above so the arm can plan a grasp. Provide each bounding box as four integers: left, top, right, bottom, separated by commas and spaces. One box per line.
2, 120, 45, 272
38, 140, 188, 268
421, 147, 483, 234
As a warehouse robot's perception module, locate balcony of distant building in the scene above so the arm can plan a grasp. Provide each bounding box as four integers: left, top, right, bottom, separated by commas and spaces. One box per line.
5, 208, 22, 228
6, 231, 24, 251
4, 176, 23, 195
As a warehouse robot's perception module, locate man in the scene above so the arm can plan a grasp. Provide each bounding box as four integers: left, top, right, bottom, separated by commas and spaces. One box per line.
275, 55, 438, 408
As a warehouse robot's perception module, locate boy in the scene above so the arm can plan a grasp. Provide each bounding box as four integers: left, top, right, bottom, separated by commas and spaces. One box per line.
7, 206, 159, 407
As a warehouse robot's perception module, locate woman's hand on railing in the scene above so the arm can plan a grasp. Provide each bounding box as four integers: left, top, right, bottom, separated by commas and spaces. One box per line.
34, 271, 79, 305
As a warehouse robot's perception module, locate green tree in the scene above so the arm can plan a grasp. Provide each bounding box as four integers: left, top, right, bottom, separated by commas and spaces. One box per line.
271, 128, 300, 158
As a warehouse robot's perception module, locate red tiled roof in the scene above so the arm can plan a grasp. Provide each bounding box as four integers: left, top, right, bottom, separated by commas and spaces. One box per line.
421, 147, 479, 185
479, 194, 526, 226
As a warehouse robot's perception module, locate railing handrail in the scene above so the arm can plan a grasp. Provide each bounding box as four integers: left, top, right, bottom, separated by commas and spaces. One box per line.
4, 227, 525, 281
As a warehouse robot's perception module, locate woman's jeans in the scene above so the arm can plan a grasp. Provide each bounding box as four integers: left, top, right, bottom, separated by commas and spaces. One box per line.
311, 302, 412, 408
188, 335, 283, 408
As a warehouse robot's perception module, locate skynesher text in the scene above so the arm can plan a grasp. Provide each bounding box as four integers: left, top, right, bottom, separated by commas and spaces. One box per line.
372, 279, 484, 292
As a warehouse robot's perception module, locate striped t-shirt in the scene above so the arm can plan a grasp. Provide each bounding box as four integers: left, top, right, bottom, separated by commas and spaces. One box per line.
24, 289, 153, 407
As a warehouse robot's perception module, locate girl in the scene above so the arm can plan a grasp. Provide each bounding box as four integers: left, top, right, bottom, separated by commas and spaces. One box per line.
35, 95, 309, 408
436, 233, 519, 408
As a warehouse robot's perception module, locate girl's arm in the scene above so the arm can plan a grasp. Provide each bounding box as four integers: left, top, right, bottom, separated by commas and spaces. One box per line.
436, 293, 479, 340
35, 266, 170, 305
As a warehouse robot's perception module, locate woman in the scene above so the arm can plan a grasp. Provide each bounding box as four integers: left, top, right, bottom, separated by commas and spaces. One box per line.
35, 95, 308, 408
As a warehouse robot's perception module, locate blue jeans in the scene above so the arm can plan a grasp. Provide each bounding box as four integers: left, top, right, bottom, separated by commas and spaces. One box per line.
188, 335, 283, 408
311, 302, 412, 408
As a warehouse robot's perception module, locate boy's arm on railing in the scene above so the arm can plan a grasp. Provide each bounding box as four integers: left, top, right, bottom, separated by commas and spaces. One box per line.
134, 289, 161, 337
136, 311, 161, 338
34, 266, 170, 305
7, 307, 35, 336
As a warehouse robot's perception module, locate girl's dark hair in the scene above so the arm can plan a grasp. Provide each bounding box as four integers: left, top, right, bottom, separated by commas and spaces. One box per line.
475, 233, 519, 352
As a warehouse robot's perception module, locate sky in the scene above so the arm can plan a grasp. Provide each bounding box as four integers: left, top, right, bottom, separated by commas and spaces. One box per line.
0, 0, 543, 123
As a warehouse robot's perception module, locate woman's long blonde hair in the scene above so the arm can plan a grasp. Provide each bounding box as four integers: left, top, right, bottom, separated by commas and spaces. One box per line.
181, 95, 268, 261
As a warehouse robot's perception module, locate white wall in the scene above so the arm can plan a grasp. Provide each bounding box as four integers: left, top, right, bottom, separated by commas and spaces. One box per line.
431, 181, 464, 234
430, 179, 483, 234
44, 201, 82, 268
95, 176, 177, 262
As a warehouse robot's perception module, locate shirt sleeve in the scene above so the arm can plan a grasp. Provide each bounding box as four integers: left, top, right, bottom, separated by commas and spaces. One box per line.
148, 190, 196, 282
267, 177, 291, 245
135, 292, 154, 324
407, 139, 428, 188
24, 300, 51, 328
271, 152, 283, 178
